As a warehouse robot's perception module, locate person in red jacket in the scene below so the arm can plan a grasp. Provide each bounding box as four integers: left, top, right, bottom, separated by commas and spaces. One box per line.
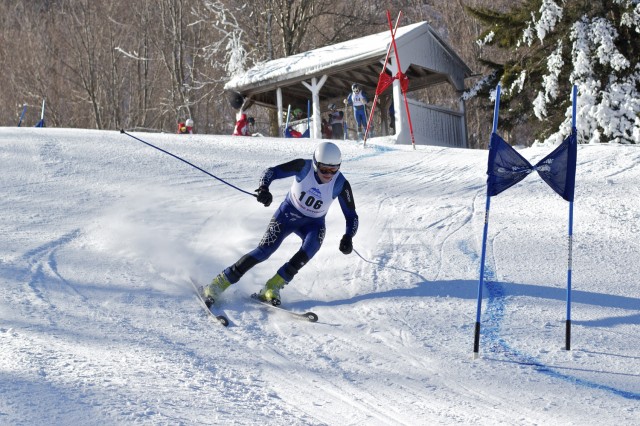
177, 118, 194, 134
233, 114, 255, 136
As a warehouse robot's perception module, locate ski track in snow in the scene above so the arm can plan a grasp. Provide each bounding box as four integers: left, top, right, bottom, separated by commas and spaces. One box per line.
0, 128, 638, 425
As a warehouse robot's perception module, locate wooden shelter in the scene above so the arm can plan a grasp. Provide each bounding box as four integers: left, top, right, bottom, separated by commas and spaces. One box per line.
224, 21, 473, 147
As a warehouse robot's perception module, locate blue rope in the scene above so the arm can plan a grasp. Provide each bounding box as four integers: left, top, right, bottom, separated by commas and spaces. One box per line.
121, 130, 256, 198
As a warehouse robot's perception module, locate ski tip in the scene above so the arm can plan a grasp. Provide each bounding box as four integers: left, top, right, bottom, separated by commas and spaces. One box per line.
217, 315, 230, 327
304, 312, 319, 322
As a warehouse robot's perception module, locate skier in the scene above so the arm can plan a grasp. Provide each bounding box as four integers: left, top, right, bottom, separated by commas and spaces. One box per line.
344, 83, 371, 139
202, 142, 358, 306
177, 118, 194, 134
327, 103, 344, 140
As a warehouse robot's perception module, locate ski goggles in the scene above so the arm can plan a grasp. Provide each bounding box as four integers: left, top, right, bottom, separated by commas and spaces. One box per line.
317, 164, 340, 175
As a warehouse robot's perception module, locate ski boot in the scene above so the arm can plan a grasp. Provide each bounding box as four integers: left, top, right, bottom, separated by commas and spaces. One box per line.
202, 272, 231, 307
258, 273, 288, 306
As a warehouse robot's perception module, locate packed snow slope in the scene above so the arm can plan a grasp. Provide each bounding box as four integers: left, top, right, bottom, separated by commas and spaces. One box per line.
0, 127, 638, 425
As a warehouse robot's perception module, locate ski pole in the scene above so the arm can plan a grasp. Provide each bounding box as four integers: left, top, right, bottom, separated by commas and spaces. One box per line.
353, 248, 426, 281
120, 129, 257, 198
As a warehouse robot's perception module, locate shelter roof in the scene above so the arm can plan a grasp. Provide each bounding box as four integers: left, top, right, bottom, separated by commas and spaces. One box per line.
224, 21, 473, 110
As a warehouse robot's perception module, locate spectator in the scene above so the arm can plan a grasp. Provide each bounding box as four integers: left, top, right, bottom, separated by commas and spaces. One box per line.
389, 101, 395, 134
233, 113, 254, 136
285, 126, 303, 138
327, 103, 344, 140
177, 118, 194, 134
321, 118, 332, 139
292, 108, 304, 120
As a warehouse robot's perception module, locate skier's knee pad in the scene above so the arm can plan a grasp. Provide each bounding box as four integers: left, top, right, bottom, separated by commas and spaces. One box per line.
227, 254, 260, 282
283, 250, 310, 280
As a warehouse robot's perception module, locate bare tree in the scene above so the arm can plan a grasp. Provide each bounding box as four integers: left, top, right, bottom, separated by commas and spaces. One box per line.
55, 1, 108, 129
119, 0, 160, 131
155, 0, 192, 126
1, 1, 62, 126
0, 0, 507, 143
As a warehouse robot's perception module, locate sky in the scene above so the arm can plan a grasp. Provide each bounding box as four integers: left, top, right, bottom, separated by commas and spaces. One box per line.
0, 127, 638, 425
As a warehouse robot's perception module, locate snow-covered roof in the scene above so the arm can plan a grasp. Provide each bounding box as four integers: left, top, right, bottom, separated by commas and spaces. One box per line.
224, 21, 473, 109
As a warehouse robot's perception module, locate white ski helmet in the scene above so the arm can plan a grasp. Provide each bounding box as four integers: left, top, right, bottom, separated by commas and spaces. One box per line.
313, 142, 342, 170
186, 118, 194, 127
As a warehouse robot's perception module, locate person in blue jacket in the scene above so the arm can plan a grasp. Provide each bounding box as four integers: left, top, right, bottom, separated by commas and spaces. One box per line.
202, 142, 358, 306
344, 83, 371, 138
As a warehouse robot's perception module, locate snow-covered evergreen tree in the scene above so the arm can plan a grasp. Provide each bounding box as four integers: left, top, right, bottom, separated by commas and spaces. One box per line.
466, 0, 640, 144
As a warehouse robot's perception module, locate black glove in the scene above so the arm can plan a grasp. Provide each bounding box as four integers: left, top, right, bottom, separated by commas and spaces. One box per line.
339, 235, 353, 255
255, 186, 273, 207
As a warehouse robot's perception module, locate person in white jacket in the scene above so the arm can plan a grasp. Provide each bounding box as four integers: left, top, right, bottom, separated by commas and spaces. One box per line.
202, 142, 359, 306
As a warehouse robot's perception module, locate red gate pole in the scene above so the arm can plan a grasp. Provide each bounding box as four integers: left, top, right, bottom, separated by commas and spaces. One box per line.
363, 11, 402, 146
387, 11, 416, 149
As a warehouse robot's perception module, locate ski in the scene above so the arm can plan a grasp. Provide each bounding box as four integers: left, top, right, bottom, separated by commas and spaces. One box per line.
250, 293, 318, 322
189, 278, 229, 327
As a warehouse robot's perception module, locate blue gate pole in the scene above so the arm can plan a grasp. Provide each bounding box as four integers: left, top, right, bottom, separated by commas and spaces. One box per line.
283, 105, 292, 137
35, 99, 46, 127
473, 85, 501, 359
566, 84, 578, 350
18, 104, 27, 127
